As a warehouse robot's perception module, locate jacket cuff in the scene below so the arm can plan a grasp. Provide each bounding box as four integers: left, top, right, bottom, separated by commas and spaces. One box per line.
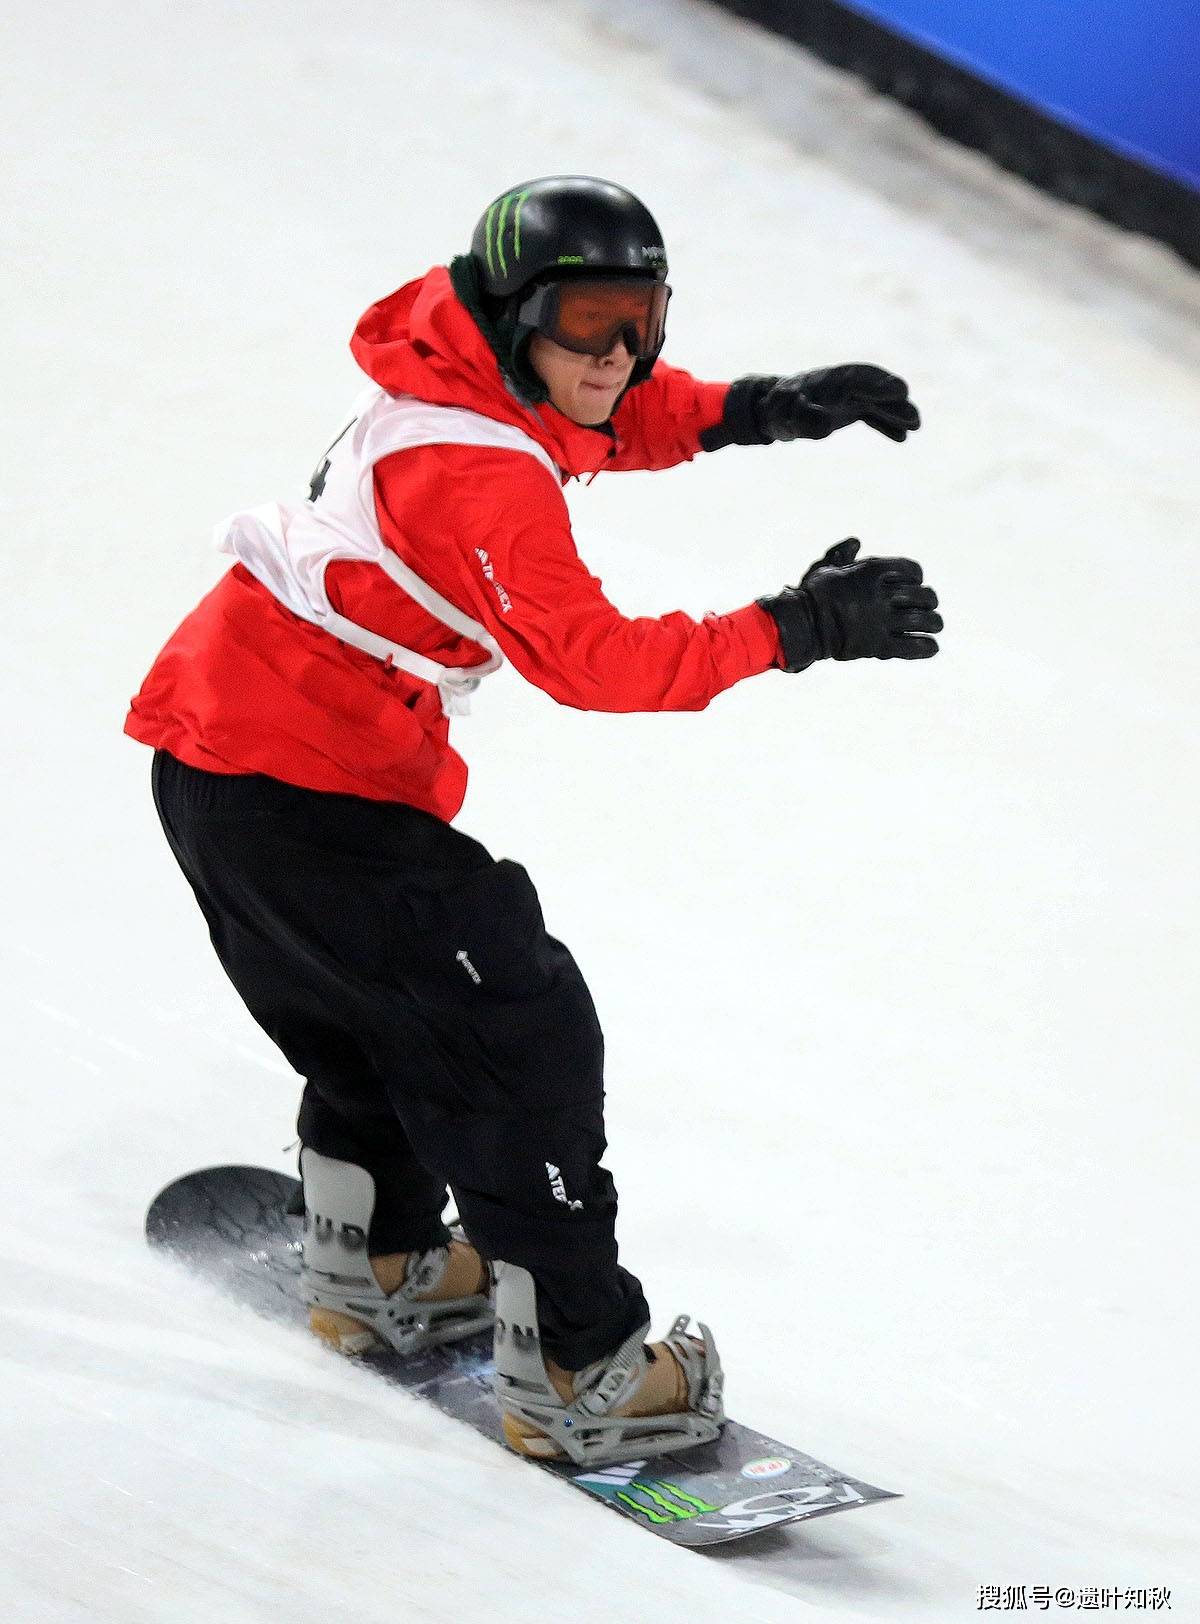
698, 375, 779, 452
727, 600, 786, 672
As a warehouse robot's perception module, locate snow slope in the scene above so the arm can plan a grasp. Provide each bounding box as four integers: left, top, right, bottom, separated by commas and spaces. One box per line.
2, 1, 1197, 1619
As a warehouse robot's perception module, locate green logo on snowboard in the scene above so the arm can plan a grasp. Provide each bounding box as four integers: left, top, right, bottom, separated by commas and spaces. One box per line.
574, 1463, 719, 1525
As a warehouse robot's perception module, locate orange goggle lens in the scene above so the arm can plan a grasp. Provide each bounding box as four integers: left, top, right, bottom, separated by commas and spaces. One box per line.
518, 278, 671, 359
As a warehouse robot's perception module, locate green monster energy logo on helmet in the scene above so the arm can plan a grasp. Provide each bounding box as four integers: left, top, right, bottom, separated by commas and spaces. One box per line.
483, 188, 531, 278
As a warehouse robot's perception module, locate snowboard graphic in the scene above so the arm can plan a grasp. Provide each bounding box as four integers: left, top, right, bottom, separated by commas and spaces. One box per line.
146, 1165, 900, 1548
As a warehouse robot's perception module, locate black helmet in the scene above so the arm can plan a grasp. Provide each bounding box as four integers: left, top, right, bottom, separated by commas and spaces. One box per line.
470, 175, 667, 297
449, 175, 669, 406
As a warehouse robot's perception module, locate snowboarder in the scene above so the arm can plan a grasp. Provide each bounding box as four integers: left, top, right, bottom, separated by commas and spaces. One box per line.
127, 175, 941, 1464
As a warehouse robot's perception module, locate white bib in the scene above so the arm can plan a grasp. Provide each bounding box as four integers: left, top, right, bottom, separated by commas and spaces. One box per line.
215, 388, 561, 717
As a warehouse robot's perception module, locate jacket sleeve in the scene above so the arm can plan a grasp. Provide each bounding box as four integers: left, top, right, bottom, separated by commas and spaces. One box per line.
371, 445, 782, 713
605, 361, 731, 473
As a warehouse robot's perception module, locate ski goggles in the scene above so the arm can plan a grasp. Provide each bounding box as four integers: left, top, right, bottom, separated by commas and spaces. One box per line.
516, 277, 671, 360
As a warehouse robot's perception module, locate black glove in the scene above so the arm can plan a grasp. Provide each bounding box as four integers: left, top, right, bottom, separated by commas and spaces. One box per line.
757, 539, 942, 672
700, 367, 920, 450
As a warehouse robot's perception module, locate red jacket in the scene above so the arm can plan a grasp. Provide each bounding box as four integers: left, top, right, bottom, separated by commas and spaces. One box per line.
125, 266, 782, 820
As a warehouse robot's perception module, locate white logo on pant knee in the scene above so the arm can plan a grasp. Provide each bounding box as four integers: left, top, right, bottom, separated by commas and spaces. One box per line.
456, 949, 482, 984
545, 1162, 583, 1211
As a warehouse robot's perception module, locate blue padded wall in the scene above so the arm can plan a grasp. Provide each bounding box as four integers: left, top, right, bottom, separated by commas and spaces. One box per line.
842, 0, 1198, 189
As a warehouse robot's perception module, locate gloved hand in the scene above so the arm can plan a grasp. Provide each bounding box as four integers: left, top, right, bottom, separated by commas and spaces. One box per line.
699, 367, 920, 450
756, 539, 942, 672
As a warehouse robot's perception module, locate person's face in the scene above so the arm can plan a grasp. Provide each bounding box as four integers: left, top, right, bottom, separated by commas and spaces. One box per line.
528, 331, 636, 426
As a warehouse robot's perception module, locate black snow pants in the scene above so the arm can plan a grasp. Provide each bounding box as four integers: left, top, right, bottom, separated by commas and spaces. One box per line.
150, 750, 649, 1370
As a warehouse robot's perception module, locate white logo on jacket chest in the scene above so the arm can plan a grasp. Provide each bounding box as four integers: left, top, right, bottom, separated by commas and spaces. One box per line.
474, 547, 512, 615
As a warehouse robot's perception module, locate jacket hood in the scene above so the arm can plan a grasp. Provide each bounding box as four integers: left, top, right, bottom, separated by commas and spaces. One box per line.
350, 266, 619, 480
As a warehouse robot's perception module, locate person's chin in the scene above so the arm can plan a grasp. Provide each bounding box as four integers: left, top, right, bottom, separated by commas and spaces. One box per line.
575, 385, 620, 424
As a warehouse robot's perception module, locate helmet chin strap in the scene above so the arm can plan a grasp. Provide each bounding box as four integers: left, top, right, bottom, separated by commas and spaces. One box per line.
450, 255, 549, 406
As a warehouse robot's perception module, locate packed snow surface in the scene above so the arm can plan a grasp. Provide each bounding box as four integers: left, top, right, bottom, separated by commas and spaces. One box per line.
2, 0, 1198, 1619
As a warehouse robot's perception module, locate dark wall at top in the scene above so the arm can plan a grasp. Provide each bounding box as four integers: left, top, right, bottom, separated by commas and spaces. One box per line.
845, 0, 1199, 190
710, 0, 1200, 270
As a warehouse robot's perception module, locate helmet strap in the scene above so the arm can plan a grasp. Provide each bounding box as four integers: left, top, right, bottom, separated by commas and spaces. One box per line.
449, 255, 549, 406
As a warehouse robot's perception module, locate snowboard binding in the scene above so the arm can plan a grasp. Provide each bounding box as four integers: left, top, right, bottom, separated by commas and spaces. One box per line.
299, 1148, 493, 1356
491, 1261, 725, 1466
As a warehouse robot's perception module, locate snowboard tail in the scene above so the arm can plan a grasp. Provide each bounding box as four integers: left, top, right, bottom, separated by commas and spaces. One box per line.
145, 1164, 900, 1548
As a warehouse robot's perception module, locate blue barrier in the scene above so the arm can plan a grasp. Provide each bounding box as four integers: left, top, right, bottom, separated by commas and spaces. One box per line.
709, 0, 1199, 265
843, 0, 1199, 189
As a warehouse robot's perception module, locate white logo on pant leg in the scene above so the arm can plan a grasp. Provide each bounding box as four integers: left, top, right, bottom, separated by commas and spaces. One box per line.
456, 950, 482, 984
545, 1162, 582, 1211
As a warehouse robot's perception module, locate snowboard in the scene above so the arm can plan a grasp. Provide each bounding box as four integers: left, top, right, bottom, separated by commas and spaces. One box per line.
146, 1165, 900, 1548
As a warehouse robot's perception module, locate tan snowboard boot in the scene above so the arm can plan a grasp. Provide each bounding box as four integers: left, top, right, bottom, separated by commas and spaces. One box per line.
310, 1239, 490, 1354
492, 1262, 724, 1465
502, 1337, 699, 1458
300, 1148, 493, 1356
